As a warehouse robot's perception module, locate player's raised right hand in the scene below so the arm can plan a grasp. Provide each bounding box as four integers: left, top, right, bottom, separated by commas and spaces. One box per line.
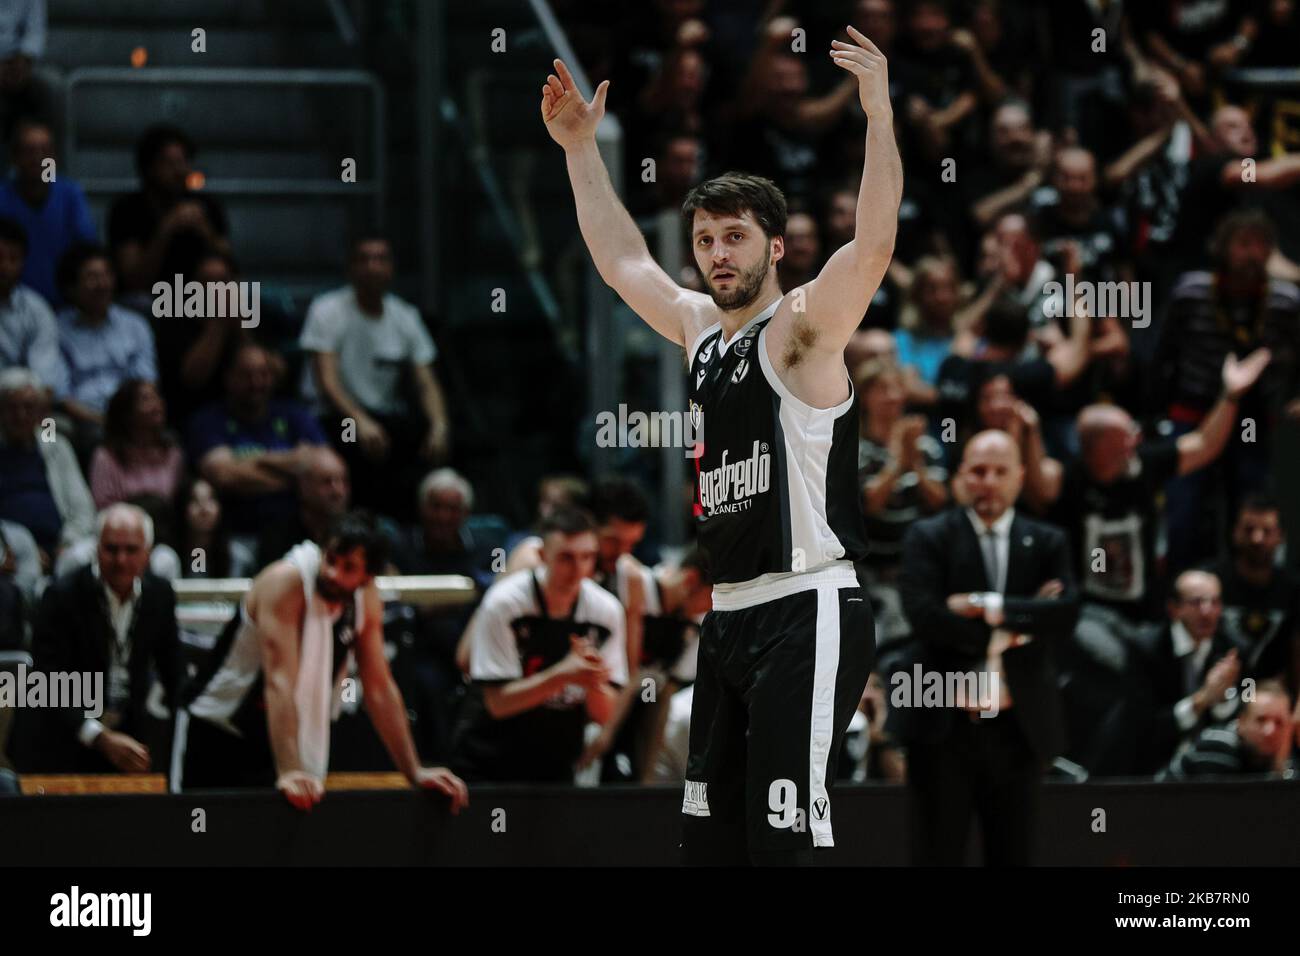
541, 58, 609, 151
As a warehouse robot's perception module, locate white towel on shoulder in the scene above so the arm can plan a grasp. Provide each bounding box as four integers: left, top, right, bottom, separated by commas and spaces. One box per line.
283, 541, 361, 780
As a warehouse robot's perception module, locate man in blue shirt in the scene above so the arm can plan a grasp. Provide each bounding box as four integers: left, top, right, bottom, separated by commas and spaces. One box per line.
188, 342, 326, 534
0, 119, 96, 307
55, 243, 156, 431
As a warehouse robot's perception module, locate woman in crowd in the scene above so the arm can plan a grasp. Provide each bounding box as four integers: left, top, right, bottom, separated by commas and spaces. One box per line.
88, 379, 184, 510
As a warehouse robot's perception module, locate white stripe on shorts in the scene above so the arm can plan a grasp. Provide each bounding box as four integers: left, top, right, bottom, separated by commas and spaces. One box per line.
808, 583, 841, 847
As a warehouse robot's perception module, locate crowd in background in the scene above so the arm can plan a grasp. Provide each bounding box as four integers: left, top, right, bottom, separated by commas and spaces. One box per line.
1, 0, 1299, 788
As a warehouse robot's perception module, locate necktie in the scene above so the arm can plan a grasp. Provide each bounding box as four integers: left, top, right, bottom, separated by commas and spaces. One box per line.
981, 529, 1001, 594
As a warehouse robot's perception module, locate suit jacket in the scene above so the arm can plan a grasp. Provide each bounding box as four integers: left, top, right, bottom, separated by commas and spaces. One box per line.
10, 565, 180, 772
894, 507, 1080, 760
1130, 622, 1232, 772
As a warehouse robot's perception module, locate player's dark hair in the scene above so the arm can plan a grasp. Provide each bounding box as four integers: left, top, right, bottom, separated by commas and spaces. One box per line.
538, 505, 597, 538
589, 475, 650, 525
135, 123, 195, 178
0, 215, 27, 253
983, 295, 1031, 350
56, 241, 111, 297
323, 510, 388, 575
682, 171, 788, 241
1238, 493, 1281, 518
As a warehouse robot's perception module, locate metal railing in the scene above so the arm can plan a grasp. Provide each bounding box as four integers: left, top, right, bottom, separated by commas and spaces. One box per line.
64, 67, 386, 229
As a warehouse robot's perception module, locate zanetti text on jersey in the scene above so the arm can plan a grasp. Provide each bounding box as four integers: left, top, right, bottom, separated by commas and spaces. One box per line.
698, 440, 771, 516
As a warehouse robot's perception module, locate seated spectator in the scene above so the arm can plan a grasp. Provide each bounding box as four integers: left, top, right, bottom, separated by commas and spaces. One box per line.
934, 295, 1090, 454
0, 215, 66, 397
855, 358, 948, 594
844, 326, 899, 375
188, 342, 326, 537
894, 256, 962, 394
55, 243, 157, 437
88, 379, 183, 510
1046, 348, 1268, 622
107, 124, 230, 300
450, 507, 626, 783
389, 467, 496, 588
1200, 494, 1300, 693
965, 100, 1053, 232
963, 370, 1060, 513
892, 0, 980, 165
776, 209, 823, 292
0, 119, 96, 307
0, 366, 94, 561
1158, 680, 1295, 780
0, 0, 49, 145
10, 503, 180, 774
1159, 210, 1300, 572
1167, 105, 1300, 271
0, 516, 40, 606
301, 235, 450, 523
152, 248, 252, 431
254, 446, 350, 571
1131, 570, 1240, 773
503, 473, 590, 565
839, 670, 906, 783
173, 476, 255, 579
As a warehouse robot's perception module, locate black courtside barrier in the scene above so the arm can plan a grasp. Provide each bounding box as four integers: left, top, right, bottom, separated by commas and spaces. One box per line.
2, 779, 1298, 865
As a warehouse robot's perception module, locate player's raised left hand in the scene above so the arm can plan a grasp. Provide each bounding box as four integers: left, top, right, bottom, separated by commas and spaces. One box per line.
413, 766, 470, 815
830, 25, 891, 119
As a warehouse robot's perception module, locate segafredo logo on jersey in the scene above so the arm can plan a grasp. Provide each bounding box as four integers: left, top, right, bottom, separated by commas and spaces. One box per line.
152, 273, 260, 328
698, 440, 771, 516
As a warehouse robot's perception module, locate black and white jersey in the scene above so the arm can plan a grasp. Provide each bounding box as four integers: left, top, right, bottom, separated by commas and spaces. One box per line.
451, 567, 628, 782
688, 296, 868, 586
617, 561, 699, 684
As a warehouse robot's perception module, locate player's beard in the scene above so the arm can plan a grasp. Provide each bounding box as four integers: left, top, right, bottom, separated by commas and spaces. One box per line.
707, 242, 770, 312
316, 574, 348, 602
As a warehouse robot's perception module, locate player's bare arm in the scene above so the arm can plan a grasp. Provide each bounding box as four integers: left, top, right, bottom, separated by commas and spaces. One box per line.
767, 25, 902, 407
541, 58, 716, 349
354, 583, 469, 812
248, 563, 320, 809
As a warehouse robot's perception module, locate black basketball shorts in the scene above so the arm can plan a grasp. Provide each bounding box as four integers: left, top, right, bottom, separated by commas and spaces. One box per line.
680, 562, 875, 864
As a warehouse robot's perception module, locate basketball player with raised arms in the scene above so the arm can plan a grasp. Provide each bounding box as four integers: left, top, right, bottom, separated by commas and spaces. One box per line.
542, 24, 901, 864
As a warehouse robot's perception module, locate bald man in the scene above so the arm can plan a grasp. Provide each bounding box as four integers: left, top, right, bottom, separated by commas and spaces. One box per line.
255, 446, 350, 571
13, 503, 181, 773
897, 430, 1079, 865
1040, 346, 1269, 621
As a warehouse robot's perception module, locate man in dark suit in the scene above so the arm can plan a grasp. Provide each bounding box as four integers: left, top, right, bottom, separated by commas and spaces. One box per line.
11, 503, 180, 774
1131, 569, 1240, 773
897, 430, 1079, 865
